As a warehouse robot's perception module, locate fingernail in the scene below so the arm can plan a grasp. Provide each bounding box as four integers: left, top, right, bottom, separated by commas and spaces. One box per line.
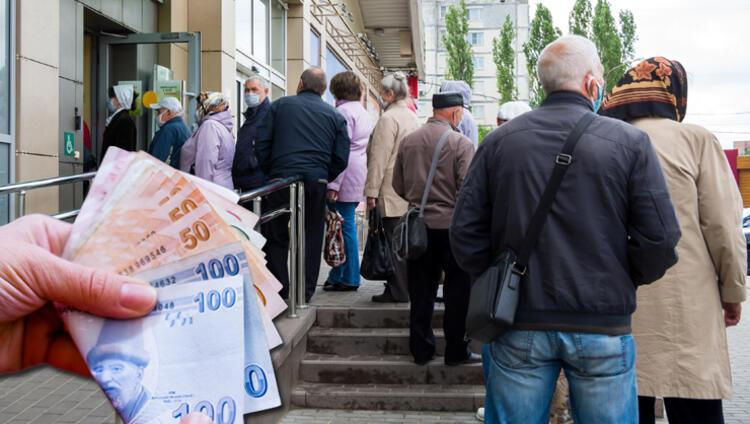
119, 283, 157, 311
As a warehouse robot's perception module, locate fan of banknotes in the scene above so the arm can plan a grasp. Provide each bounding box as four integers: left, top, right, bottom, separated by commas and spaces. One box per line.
56, 147, 286, 424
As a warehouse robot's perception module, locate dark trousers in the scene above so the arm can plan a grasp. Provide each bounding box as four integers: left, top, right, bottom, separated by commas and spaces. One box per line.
639, 396, 724, 424
260, 181, 327, 302
381, 216, 409, 302
407, 228, 471, 363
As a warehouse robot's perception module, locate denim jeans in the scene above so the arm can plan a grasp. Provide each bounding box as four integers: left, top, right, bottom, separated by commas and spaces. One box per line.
327, 202, 361, 286
484, 330, 637, 424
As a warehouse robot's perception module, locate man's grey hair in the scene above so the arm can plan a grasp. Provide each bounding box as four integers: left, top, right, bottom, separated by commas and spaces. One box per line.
380, 72, 409, 101
245, 75, 269, 90
537, 35, 602, 94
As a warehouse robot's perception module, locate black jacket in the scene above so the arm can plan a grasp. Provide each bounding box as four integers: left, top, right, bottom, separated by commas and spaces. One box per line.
450, 91, 681, 335
232, 98, 271, 191
100, 109, 137, 163
256, 90, 350, 182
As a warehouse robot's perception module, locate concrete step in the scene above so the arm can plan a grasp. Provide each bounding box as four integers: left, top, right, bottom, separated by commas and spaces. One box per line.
299, 353, 484, 385
291, 382, 485, 412
315, 306, 444, 329
307, 327, 446, 356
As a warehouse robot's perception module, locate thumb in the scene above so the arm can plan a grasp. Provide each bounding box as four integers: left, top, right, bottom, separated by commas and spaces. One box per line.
28, 246, 157, 319
180, 412, 214, 424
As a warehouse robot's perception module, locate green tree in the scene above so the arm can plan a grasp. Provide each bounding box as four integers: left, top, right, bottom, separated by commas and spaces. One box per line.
619, 9, 637, 63
568, 0, 593, 38
592, 0, 623, 90
443, 0, 474, 86
492, 15, 517, 103
523, 4, 561, 106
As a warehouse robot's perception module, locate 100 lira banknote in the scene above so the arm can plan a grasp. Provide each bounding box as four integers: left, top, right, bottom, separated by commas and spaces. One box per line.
59, 277, 246, 424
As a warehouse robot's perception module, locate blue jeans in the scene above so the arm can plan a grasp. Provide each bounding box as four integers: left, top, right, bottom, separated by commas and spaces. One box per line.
327, 202, 360, 286
484, 330, 637, 424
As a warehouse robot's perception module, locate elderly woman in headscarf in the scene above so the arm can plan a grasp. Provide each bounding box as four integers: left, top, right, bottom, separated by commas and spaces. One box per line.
100, 84, 138, 163
180, 92, 236, 190
601, 57, 746, 424
440, 80, 478, 148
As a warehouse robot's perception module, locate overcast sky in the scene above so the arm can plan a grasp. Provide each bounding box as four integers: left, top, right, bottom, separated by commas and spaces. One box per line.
528, 0, 750, 147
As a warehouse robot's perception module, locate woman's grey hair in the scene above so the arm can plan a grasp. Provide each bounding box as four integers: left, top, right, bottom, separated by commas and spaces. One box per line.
537, 35, 602, 94
246, 75, 269, 90
380, 72, 409, 101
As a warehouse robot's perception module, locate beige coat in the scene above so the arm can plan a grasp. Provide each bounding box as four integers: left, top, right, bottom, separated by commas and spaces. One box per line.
364, 100, 420, 217
632, 117, 747, 399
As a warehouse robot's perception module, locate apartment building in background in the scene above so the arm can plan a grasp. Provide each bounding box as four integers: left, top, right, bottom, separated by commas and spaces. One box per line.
419, 0, 529, 127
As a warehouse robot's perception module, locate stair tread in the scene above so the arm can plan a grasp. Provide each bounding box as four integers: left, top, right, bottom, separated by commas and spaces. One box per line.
301, 353, 482, 367
293, 382, 485, 395
309, 327, 444, 337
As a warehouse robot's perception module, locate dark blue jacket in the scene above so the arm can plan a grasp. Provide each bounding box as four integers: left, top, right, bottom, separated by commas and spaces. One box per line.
148, 116, 190, 169
232, 98, 270, 191
256, 90, 350, 182
450, 91, 681, 335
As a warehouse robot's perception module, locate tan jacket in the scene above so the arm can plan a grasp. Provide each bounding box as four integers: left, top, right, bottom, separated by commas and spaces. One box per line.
392, 118, 474, 229
631, 117, 746, 399
364, 100, 420, 217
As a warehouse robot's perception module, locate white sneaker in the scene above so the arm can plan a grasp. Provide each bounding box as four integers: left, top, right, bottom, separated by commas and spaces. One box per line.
475, 407, 485, 422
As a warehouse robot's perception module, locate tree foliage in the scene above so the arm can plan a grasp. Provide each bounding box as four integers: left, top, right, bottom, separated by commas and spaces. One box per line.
592, 0, 623, 90
523, 4, 561, 107
568, 0, 593, 38
619, 9, 637, 64
493, 15, 517, 103
443, 0, 474, 86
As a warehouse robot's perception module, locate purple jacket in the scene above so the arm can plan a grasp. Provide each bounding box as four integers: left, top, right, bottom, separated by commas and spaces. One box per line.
327, 101, 374, 202
180, 110, 236, 190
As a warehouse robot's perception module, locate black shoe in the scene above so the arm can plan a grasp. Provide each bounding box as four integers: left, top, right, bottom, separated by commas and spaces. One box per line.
324, 284, 359, 292
414, 354, 436, 366
372, 292, 405, 303
323, 280, 334, 288
445, 352, 482, 366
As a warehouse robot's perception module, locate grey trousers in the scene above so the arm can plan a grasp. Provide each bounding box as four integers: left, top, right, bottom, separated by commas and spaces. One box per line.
381, 216, 410, 302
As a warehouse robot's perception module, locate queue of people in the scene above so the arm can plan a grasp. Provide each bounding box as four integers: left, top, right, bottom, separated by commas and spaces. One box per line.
29, 31, 744, 424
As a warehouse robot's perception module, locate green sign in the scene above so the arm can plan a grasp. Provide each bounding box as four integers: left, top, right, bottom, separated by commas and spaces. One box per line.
63, 132, 75, 157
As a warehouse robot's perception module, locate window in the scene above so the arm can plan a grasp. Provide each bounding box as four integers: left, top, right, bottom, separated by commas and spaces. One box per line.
253, 0, 269, 62
472, 56, 485, 70
439, 5, 447, 19
272, 83, 285, 100
468, 32, 484, 47
468, 7, 481, 21
236, 0, 252, 55
438, 53, 446, 72
439, 29, 446, 48
0, 0, 12, 224
271, 1, 285, 73
310, 30, 321, 67
324, 47, 349, 104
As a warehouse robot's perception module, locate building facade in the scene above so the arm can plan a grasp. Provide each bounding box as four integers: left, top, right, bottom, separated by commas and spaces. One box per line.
419, 0, 529, 127
0, 0, 424, 223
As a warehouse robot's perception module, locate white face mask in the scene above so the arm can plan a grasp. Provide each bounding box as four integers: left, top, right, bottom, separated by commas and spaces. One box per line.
157, 112, 169, 127
244, 93, 261, 108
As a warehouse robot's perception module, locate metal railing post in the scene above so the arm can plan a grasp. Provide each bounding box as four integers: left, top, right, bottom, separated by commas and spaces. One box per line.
288, 183, 298, 318
17, 190, 26, 217
252, 197, 261, 217
297, 181, 307, 309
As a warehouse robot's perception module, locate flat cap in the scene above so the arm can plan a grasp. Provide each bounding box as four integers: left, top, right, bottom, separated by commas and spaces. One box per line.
432, 92, 464, 109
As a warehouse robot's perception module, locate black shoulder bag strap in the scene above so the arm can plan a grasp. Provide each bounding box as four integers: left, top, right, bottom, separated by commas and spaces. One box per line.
418, 129, 454, 217
513, 112, 597, 275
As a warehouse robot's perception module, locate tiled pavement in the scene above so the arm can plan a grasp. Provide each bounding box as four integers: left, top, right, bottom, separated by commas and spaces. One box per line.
1, 269, 749, 423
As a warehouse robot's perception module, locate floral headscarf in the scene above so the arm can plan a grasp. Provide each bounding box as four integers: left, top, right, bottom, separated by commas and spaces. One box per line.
600, 57, 688, 122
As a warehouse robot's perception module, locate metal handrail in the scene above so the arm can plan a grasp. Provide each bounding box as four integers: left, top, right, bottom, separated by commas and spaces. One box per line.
1, 172, 307, 318
0, 172, 96, 195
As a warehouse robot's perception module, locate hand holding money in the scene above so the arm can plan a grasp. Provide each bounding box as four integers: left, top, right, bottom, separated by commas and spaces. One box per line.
53, 148, 284, 423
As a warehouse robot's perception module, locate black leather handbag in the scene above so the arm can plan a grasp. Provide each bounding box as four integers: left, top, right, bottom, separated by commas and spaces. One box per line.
393, 129, 453, 260
360, 208, 395, 280
466, 113, 597, 343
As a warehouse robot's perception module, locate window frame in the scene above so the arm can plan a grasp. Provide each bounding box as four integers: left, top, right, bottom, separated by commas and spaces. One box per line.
468, 31, 483, 47
468, 7, 481, 21
0, 0, 15, 223
310, 28, 321, 67
472, 55, 485, 70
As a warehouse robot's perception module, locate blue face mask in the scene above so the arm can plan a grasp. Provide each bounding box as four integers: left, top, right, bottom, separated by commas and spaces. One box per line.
244, 93, 261, 108
590, 78, 604, 113
107, 98, 119, 114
